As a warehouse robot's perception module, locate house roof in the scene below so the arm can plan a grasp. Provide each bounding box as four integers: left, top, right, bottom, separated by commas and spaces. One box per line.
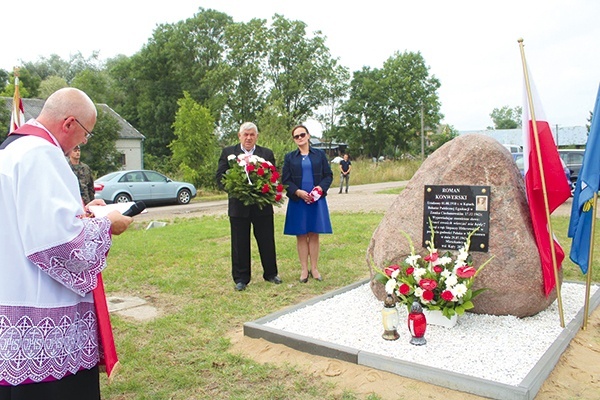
2, 97, 145, 140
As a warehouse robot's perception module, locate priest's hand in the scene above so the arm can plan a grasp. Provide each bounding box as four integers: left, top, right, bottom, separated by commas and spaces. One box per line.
106, 210, 133, 235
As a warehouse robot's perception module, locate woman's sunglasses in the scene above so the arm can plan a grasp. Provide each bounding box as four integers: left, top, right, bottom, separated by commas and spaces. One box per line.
293, 132, 307, 140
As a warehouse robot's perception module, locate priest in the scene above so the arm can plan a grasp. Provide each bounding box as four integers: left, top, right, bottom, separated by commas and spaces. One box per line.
0, 87, 132, 399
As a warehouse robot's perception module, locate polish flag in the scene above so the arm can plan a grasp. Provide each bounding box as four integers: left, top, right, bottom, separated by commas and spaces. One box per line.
522, 68, 571, 296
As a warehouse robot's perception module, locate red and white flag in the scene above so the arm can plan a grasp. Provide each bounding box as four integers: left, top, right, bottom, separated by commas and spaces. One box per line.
10, 76, 25, 133
521, 67, 571, 296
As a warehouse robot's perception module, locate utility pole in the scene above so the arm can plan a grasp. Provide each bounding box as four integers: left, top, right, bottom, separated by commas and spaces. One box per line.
555, 124, 559, 147
421, 104, 425, 160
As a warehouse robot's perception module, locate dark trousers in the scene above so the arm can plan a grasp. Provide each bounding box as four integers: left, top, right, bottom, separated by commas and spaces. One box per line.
339, 173, 350, 192
0, 366, 100, 400
230, 212, 278, 284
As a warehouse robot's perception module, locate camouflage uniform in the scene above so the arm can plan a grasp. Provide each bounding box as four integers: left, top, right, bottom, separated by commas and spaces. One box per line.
69, 161, 95, 205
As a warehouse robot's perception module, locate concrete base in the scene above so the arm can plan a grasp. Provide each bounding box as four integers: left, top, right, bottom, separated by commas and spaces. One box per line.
244, 279, 600, 400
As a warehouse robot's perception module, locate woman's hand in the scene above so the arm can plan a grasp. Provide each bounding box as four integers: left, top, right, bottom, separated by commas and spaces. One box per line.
295, 189, 311, 203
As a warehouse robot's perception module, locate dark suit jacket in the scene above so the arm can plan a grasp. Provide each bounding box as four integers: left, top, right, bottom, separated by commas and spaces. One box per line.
282, 147, 333, 202
216, 144, 276, 217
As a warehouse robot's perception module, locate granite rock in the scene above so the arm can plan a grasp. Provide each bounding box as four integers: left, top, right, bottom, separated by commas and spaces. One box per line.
367, 134, 559, 317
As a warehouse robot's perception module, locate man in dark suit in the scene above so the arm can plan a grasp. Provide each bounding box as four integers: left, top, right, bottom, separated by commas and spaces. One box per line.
216, 122, 282, 291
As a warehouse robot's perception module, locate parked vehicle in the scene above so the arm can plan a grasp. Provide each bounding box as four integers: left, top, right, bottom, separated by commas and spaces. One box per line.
502, 144, 522, 154
557, 149, 584, 186
94, 170, 197, 205
512, 152, 573, 194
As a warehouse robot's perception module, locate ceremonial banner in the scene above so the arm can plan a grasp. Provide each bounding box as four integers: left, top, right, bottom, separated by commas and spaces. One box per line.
10, 76, 25, 133
568, 84, 600, 274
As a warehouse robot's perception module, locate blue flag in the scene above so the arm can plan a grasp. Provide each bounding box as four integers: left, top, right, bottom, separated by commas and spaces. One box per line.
568, 84, 600, 274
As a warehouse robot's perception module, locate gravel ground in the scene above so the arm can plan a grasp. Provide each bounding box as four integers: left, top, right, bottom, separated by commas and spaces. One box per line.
264, 281, 598, 386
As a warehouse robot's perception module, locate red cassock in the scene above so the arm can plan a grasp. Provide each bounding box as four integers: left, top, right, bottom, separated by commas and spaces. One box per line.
408, 312, 427, 338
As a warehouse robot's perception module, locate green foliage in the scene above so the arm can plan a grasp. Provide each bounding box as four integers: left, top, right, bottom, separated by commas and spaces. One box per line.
489, 105, 522, 129
169, 92, 219, 188
426, 124, 459, 155
265, 14, 346, 128
38, 75, 68, 99
81, 108, 123, 177
6, 8, 452, 175
340, 51, 442, 158
119, 9, 233, 158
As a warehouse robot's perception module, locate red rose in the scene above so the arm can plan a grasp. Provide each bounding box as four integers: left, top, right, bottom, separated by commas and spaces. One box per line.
276, 184, 284, 192
261, 183, 271, 193
406, 267, 414, 275
419, 278, 437, 291
257, 168, 265, 176
399, 283, 411, 295
433, 266, 443, 274
383, 264, 400, 277
424, 252, 438, 262
270, 165, 277, 172
246, 164, 256, 172
422, 290, 434, 301
272, 171, 280, 179
456, 266, 477, 278
261, 162, 270, 169
441, 290, 454, 301
275, 193, 282, 201
270, 174, 278, 183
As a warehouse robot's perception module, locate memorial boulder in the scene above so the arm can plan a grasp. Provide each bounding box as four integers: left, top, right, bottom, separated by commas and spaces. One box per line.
367, 134, 558, 317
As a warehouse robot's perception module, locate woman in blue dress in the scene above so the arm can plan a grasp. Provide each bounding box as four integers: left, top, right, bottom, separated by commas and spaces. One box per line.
282, 125, 333, 282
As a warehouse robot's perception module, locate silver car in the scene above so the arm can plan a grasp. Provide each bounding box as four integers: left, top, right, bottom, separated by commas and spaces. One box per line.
94, 170, 197, 204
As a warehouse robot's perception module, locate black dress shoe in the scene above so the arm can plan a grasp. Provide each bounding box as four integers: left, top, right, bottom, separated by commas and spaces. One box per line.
310, 271, 323, 281
299, 275, 308, 283
235, 282, 247, 291
267, 276, 282, 284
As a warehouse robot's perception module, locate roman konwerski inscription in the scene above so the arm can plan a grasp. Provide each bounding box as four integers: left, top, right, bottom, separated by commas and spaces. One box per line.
423, 185, 490, 252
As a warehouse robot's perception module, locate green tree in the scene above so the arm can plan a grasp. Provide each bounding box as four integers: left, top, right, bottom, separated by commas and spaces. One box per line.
81, 108, 123, 177
339, 66, 390, 158
207, 17, 269, 141
427, 124, 459, 155
489, 105, 522, 129
122, 8, 233, 159
169, 91, 219, 188
265, 14, 346, 128
339, 51, 442, 158
38, 76, 68, 99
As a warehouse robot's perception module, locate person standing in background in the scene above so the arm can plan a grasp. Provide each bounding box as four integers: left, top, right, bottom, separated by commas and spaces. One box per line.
216, 122, 282, 291
339, 153, 352, 193
282, 125, 333, 283
67, 145, 95, 204
0, 87, 132, 399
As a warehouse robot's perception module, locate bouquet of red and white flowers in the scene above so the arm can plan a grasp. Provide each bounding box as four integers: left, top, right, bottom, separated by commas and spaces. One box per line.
222, 154, 285, 209
374, 222, 492, 320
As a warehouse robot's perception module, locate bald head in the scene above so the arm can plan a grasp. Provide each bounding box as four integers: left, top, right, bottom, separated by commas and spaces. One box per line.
38, 88, 96, 123
36, 88, 97, 153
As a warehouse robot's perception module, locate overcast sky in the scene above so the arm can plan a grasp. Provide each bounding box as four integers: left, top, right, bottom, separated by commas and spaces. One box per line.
2, 0, 599, 133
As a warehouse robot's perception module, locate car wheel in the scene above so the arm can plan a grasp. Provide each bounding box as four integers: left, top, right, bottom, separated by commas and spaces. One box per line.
114, 193, 132, 203
177, 189, 191, 205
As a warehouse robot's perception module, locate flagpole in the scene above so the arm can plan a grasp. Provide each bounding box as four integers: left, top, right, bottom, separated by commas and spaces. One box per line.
518, 38, 565, 327
582, 192, 597, 329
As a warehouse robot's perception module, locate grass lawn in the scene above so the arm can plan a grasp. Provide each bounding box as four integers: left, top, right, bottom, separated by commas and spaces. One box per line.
100, 209, 598, 399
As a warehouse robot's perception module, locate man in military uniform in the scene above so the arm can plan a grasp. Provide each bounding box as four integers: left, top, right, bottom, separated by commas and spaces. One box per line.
67, 145, 95, 204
